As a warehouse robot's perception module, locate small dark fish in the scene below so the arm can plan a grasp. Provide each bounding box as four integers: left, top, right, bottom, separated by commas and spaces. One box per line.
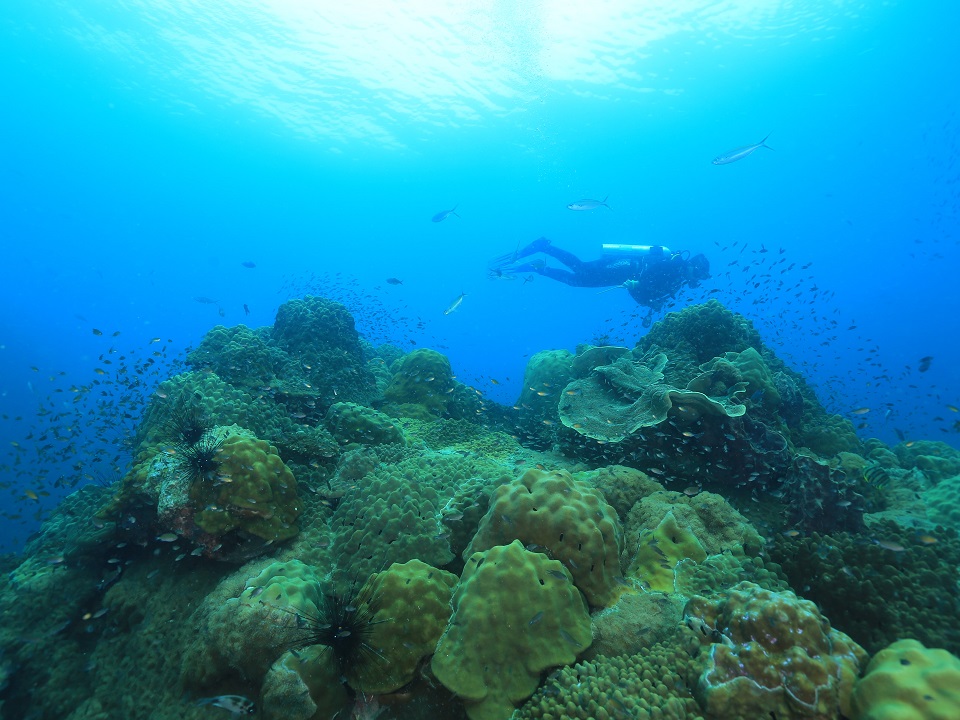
92, 328, 103, 336
918, 356, 933, 372
432, 205, 460, 222
386, 277, 403, 285
712, 133, 773, 165
243, 303, 250, 316
567, 196, 610, 211
241, 261, 256, 269
528, 611, 544, 625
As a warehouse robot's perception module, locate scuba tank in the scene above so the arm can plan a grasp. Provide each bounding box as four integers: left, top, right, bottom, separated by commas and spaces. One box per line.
601, 244, 671, 258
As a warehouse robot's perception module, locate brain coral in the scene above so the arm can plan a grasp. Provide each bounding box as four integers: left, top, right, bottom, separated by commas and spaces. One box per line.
466, 468, 624, 607
432, 540, 592, 720
851, 639, 960, 720
685, 581, 868, 720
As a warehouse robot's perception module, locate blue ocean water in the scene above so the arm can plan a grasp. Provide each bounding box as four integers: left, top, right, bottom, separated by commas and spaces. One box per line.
0, 0, 957, 560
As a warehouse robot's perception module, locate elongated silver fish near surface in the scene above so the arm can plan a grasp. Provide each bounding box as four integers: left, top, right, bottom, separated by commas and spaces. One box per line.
712, 133, 773, 165
443, 292, 466, 315
567, 196, 610, 211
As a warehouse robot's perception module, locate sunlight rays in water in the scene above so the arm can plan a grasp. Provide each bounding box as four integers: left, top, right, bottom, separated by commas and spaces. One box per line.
57, 0, 863, 147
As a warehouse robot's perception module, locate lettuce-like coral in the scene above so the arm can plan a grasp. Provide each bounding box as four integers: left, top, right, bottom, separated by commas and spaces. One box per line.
559, 351, 746, 443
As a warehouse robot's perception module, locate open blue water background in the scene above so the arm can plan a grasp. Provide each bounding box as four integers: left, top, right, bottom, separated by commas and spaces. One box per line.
0, 0, 957, 551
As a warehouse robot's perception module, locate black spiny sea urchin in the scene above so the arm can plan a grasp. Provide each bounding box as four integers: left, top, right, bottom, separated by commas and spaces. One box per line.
166, 405, 211, 446
176, 434, 223, 484
289, 578, 388, 678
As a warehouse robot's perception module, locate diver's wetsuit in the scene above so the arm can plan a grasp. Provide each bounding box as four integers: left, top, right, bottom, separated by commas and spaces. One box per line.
494, 237, 708, 317
532, 245, 642, 287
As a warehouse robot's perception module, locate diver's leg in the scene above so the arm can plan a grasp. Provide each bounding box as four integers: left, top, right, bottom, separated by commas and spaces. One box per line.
513, 236, 553, 260
540, 245, 585, 271
536, 266, 580, 285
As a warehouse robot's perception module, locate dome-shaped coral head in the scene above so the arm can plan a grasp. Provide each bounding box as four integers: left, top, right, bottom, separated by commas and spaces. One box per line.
287, 576, 389, 682
176, 434, 224, 484
165, 404, 211, 446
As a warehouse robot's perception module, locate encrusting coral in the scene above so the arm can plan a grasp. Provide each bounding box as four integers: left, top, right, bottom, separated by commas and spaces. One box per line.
684, 581, 868, 720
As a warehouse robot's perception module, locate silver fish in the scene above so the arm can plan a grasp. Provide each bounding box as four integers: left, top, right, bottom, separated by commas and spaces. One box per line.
192, 296, 219, 304
712, 133, 773, 165
567, 196, 610, 211
432, 205, 460, 222
443, 292, 466, 315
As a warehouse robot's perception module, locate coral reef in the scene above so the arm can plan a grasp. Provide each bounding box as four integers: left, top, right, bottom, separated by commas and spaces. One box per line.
515, 638, 705, 720
180, 559, 323, 690
637, 298, 763, 371
324, 401, 404, 447
432, 540, 593, 720
685, 581, 868, 720
466, 468, 624, 607
771, 522, 960, 654
513, 348, 575, 447
382, 348, 459, 418
10, 292, 959, 720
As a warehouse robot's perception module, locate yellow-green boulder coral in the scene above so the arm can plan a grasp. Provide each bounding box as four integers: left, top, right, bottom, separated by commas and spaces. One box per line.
432, 540, 592, 720
191, 432, 301, 543
466, 468, 624, 607
347, 559, 457, 694
629, 510, 707, 593
852, 639, 960, 720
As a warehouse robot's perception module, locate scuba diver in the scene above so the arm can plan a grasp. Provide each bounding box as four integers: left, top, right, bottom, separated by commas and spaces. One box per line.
490, 237, 710, 326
